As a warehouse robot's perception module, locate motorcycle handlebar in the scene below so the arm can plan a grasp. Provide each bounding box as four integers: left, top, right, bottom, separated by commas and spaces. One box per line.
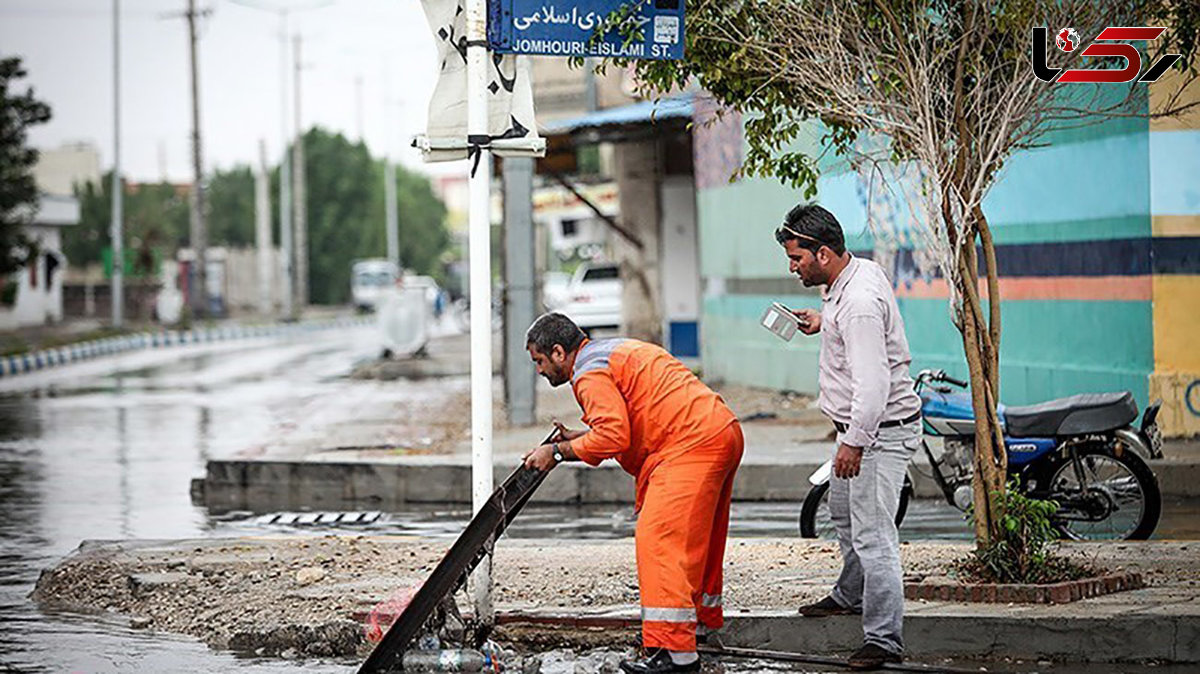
917, 369, 969, 388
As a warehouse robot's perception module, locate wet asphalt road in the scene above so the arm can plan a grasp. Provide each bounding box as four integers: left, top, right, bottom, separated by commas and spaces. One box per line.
1, 325, 1197, 673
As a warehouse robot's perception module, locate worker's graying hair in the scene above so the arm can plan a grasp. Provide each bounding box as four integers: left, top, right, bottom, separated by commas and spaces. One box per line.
526, 312, 586, 355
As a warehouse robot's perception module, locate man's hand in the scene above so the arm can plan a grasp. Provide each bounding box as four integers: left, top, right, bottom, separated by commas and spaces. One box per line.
552, 420, 586, 441
833, 443, 863, 479
794, 308, 821, 335
522, 443, 559, 472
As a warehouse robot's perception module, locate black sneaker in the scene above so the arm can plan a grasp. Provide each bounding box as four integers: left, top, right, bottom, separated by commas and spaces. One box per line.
619, 649, 701, 674
798, 596, 859, 617
847, 642, 903, 670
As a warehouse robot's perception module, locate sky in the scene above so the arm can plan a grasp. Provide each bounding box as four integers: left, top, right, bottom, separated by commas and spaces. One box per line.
0, 0, 462, 183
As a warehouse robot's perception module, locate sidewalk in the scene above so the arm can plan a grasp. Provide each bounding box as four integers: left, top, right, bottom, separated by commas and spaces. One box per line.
30, 536, 1200, 664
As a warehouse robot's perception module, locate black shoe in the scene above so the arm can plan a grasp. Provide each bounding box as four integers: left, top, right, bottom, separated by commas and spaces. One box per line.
619, 649, 701, 674
847, 643, 903, 670
798, 595, 859, 617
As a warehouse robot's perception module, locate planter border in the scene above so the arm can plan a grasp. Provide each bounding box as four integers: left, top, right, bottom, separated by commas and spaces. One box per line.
903, 571, 1144, 604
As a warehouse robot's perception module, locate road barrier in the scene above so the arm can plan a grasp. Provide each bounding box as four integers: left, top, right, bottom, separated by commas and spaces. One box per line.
0, 317, 372, 378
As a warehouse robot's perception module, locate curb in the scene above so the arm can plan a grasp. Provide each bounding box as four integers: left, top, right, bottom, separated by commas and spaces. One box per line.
487, 608, 1199, 663
0, 317, 372, 379
903, 572, 1144, 604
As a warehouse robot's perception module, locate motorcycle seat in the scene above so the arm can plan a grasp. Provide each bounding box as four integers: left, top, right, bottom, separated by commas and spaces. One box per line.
1004, 391, 1138, 437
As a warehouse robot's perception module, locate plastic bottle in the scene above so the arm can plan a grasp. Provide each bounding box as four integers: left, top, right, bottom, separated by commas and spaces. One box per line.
402, 648, 489, 672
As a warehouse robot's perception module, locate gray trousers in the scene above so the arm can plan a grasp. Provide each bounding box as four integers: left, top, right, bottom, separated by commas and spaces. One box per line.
828, 421, 920, 654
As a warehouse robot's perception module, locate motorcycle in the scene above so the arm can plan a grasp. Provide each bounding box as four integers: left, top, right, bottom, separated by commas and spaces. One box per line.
799, 369, 1164, 541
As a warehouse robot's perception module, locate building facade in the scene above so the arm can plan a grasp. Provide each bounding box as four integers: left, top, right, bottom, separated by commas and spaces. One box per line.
693, 89, 1200, 437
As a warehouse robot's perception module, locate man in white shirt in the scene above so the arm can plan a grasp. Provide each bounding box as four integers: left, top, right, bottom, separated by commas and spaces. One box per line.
776, 203, 922, 670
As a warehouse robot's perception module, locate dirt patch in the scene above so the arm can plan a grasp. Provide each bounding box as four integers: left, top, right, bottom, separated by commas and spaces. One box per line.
31, 537, 1196, 660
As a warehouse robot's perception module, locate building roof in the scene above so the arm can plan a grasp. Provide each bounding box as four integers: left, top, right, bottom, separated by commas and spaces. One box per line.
541, 94, 694, 140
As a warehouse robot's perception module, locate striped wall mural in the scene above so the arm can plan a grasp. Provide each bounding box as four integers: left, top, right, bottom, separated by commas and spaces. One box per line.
692, 84, 1200, 437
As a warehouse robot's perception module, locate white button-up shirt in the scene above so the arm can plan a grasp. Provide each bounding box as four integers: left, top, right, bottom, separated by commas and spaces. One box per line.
818, 255, 922, 448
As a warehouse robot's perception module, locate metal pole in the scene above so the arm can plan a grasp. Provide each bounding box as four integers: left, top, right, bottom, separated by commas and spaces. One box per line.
292, 34, 307, 312
187, 0, 208, 319
278, 9, 294, 320
355, 73, 364, 142
255, 139, 272, 315
384, 160, 399, 270
503, 157, 536, 426
111, 0, 123, 328
466, 0, 493, 624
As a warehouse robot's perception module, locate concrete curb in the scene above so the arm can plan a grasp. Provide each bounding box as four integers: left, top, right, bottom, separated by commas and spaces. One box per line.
0, 317, 372, 378
197, 453, 1200, 510
490, 608, 1200, 663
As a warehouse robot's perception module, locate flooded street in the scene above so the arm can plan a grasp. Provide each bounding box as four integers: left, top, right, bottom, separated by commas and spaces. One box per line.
0, 328, 383, 673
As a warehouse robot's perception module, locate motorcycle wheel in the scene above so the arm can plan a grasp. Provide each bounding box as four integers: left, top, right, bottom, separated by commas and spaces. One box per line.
1042, 444, 1162, 541
798, 475, 913, 539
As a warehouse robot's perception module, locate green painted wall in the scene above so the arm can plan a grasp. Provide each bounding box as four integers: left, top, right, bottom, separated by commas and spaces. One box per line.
702, 294, 1152, 407
697, 116, 1156, 408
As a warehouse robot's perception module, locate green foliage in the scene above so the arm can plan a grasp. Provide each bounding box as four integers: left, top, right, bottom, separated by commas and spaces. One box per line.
69, 128, 450, 306
300, 127, 449, 305
68, 174, 189, 273
206, 167, 256, 248
617, 0, 1199, 194
957, 477, 1088, 584
0, 56, 52, 276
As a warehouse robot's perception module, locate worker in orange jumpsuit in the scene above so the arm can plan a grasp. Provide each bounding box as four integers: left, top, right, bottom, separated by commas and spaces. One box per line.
522, 313, 744, 674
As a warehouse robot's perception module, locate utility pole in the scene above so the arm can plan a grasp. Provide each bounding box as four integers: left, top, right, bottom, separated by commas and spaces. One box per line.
354, 74, 364, 142
255, 140, 273, 315
278, 9, 294, 320
111, 0, 123, 328
186, 0, 209, 318
228, 0, 331, 324
292, 34, 308, 312
384, 161, 399, 270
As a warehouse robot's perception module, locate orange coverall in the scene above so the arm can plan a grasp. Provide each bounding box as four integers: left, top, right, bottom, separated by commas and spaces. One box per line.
566, 338, 744, 651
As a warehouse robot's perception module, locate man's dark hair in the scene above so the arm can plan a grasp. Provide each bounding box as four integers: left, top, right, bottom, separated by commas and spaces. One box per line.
526, 312, 586, 354
774, 203, 846, 256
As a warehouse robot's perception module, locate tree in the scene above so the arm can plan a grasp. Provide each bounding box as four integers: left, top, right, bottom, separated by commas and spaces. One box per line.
0, 56, 51, 277
69, 174, 189, 275
206, 166, 256, 248
633, 0, 1199, 545
299, 127, 450, 304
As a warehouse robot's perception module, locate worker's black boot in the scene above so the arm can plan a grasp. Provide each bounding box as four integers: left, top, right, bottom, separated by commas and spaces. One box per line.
619, 649, 700, 674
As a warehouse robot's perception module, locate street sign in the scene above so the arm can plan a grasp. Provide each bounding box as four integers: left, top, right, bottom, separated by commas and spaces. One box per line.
488, 0, 684, 60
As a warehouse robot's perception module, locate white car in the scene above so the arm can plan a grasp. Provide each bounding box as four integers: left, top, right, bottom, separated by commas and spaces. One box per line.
541, 270, 572, 311
351, 259, 399, 313
557, 262, 622, 332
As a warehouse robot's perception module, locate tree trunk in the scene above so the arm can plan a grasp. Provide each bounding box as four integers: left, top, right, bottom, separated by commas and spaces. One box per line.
953, 211, 1007, 547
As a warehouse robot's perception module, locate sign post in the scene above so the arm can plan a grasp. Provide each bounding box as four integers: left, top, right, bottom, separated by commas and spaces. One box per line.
488, 0, 685, 60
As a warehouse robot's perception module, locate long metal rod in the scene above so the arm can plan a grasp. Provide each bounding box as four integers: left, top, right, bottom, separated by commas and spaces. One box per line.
466, 0, 493, 627
110, 0, 123, 327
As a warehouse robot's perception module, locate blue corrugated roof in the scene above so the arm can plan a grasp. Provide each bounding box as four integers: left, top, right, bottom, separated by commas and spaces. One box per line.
543, 94, 694, 134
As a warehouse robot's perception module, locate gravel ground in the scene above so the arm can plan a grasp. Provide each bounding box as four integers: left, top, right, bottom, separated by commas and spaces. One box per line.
30, 537, 1199, 659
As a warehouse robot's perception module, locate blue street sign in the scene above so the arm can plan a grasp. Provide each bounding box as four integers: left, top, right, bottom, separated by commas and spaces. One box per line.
488, 0, 684, 60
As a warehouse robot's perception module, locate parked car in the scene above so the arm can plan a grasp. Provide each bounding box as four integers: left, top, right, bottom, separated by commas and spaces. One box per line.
351, 259, 399, 313
557, 262, 621, 333
541, 270, 571, 311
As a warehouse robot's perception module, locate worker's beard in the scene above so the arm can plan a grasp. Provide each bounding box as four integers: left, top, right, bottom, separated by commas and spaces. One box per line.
543, 366, 569, 387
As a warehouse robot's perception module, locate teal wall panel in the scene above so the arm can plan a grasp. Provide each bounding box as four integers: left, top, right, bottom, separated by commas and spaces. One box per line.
702, 295, 1153, 410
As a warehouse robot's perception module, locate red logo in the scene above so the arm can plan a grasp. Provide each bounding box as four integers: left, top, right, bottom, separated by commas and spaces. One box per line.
1031, 26, 1182, 83
1056, 27, 1079, 52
